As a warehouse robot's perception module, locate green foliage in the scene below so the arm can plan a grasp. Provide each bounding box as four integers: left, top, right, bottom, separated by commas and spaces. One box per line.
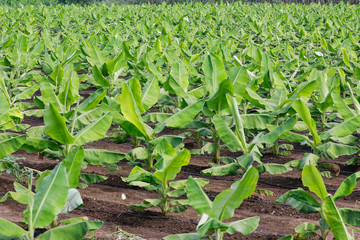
164, 166, 260, 240
123, 139, 196, 215
0, 155, 31, 183
277, 164, 360, 239
0, 163, 103, 240
1, 2, 360, 239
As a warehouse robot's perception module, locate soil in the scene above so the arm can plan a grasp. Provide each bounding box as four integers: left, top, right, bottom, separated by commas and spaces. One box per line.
2, 93, 360, 239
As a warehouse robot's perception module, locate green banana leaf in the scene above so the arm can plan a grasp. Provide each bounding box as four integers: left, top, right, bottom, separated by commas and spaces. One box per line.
0, 218, 27, 238
201, 163, 240, 176
26, 163, 69, 228
73, 112, 112, 146
163, 233, 208, 240
63, 147, 84, 188
92, 65, 111, 88
142, 77, 159, 111
203, 53, 227, 97
58, 67, 80, 110
44, 103, 75, 145
229, 66, 248, 101
212, 114, 242, 152
83, 149, 126, 165
0, 134, 26, 159
331, 92, 354, 120
302, 164, 328, 201
78, 88, 107, 112
322, 195, 353, 240
129, 78, 145, 114
254, 116, 297, 144
0, 182, 32, 204
155, 101, 204, 133
154, 149, 190, 183
37, 221, 103, 240
276, 188, 321, 213
197, 216, 229, 235
186, 176, 213, 215
317, 143, 359, 159
207, 78, 234, 114
320, 115, 360, 140
169, 61, 189, 98
226, 94, 248, 153
339, 208, 360, 227
211, 166, 258, 221
226, 216, 260, 235
38, 78, 63, 111
334, 172, 360, 201
120, 83, 152, 140
79, 173, 107, 184
292, 99, 321, 146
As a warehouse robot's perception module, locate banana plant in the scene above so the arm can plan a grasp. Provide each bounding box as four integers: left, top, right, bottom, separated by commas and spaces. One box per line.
312, 69, 339, 130
0, 134, 26, 166
40, 43, 79, 75
1, 34, 44, 80
1, 147, 85, 203
201, 53, 239, 163
0, 70, 38, 116
0, 162, 103, 240
163, 60, 191, 107
81, 41, 127, 92
288, 98, 359, 160
25, 102, 125, 186
122, 139, 201, 215
277, 164, 360, 240
40, 103, 112, 158
200, 53, 285, 163
163, 166, 260, 240
109, 78, 203, 171
33, 65, 80, 114
25, 70, 125, 165
0, 91, 27, 176
202, 94, 294, 176
0, 69, 38, 135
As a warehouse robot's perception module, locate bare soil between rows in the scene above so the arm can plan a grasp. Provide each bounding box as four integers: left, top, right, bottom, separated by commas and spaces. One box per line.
2, 106, 360, 239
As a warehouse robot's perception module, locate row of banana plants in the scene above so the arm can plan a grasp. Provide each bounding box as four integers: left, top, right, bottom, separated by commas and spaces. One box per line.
1, 1, 360, 239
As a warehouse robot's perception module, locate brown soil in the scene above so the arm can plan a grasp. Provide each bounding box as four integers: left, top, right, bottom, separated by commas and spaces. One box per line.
2, 101, 360, 240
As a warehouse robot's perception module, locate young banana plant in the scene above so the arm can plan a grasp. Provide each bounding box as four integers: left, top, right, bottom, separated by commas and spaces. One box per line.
0, 161, 102, 240
122, 139, 199, 215
164, 166, 260, 240
288, 97, 359, 160
39, 102, 112, 158
0, 69, 39, 136
24, 97, 127, 187
107, 78, 203, 171
201, 53, 237, 163
0, 108, 26, 161
203, 94, 294, 176
25, 68, 126, 165
1, 34, 44, 80
277, 164, 360, 240
201, 53, 280, 163
0, 83, 28, 174
33, 65, 80, 114
0, 70, 38, 116
82, 41, 127, 92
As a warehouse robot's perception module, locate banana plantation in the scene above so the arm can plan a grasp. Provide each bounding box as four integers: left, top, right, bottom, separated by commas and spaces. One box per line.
1, 2, 360, 239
